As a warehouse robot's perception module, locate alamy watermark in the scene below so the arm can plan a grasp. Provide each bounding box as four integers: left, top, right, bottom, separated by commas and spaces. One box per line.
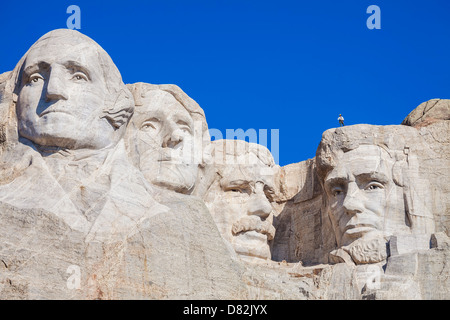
66, 5, 81, 30
66, 264, 81, 290
367, 5, 381, 30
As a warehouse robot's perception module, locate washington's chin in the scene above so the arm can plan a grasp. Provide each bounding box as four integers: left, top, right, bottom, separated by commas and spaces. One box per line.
19, 117, 113, 150
233, 231, 271, 261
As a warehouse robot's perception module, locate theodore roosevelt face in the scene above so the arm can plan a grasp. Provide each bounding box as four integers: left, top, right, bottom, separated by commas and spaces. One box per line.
204, 141, 276, 262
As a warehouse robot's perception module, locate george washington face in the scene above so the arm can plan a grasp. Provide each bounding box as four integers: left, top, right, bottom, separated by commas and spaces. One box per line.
16, 32, 126, 150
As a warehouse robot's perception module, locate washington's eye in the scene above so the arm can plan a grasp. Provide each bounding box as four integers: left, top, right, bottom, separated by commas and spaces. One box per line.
29, 74, 44, 84
72, 73, 88, 81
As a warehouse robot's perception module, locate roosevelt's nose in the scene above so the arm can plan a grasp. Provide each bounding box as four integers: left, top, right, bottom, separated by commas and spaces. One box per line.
45, 67, 68, 102
247, 182, 272, 219
342, 182, 364, 216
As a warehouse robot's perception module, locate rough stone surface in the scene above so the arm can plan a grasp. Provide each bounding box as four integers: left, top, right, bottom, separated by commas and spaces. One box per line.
402, 98, 450, 127
0, 29, 448, 299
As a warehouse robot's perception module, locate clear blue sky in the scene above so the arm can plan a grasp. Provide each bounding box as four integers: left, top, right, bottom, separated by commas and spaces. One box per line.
1, 0, 449, 166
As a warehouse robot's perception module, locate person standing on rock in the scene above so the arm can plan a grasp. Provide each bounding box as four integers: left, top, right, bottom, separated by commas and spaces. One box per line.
338, 114, 345, 126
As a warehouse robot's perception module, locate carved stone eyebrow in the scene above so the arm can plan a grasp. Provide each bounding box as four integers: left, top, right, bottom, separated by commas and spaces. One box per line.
173, 113, 194, 129
23, 61, 50, 77
324, 176, 347, 190
225, 179, 250, 188
354, 172, 390, 185
63, 60, 91, 80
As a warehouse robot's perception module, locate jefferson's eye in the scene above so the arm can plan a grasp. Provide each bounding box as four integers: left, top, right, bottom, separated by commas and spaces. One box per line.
141, 118, 160, 131
141, 123, 156, 130
181, 127, 191, 134
177, 121, 192, 134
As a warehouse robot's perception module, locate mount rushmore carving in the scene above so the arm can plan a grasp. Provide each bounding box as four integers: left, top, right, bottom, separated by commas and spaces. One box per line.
0, 29, 449, 299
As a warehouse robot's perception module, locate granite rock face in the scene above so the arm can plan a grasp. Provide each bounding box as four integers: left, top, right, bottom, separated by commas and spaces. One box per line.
0, 29, 449, 299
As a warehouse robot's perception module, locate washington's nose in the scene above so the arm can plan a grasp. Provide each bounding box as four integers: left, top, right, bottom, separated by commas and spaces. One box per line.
247, 183, 272, 219
342, 182, 364, 216
45, 67, 68, 101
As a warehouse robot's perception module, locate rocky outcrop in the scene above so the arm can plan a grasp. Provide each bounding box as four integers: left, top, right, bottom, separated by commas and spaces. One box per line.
0, 29, 448, 299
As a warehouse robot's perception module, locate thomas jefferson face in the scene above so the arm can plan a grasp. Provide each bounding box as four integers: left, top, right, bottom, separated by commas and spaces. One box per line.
16, 35, 115, 149
205, 150, 276, 261
324, 145, 408, 247
131, 90, 200, 193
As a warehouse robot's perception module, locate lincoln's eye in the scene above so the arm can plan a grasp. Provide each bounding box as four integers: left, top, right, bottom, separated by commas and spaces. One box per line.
365, 181, 384, 191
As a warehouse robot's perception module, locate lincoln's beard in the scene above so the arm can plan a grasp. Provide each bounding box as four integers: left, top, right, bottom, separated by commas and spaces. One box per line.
345, 234, 388, 264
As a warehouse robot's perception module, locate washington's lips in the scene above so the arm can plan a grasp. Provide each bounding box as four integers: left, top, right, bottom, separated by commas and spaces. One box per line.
232, 215, 275, 241
39, 108, 71, 117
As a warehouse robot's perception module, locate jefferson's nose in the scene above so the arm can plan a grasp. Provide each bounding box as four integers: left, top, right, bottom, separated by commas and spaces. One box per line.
45, 67, 68, 101
162, 122, 184, 148
247, 182, 272, 219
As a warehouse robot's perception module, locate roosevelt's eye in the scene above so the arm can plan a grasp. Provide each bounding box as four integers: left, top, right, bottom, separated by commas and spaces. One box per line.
225, 185, 250, 195
330, 185, 344, 197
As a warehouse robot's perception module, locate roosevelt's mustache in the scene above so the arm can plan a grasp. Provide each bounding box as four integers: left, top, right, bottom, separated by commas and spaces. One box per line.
231, 215, 275, 241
